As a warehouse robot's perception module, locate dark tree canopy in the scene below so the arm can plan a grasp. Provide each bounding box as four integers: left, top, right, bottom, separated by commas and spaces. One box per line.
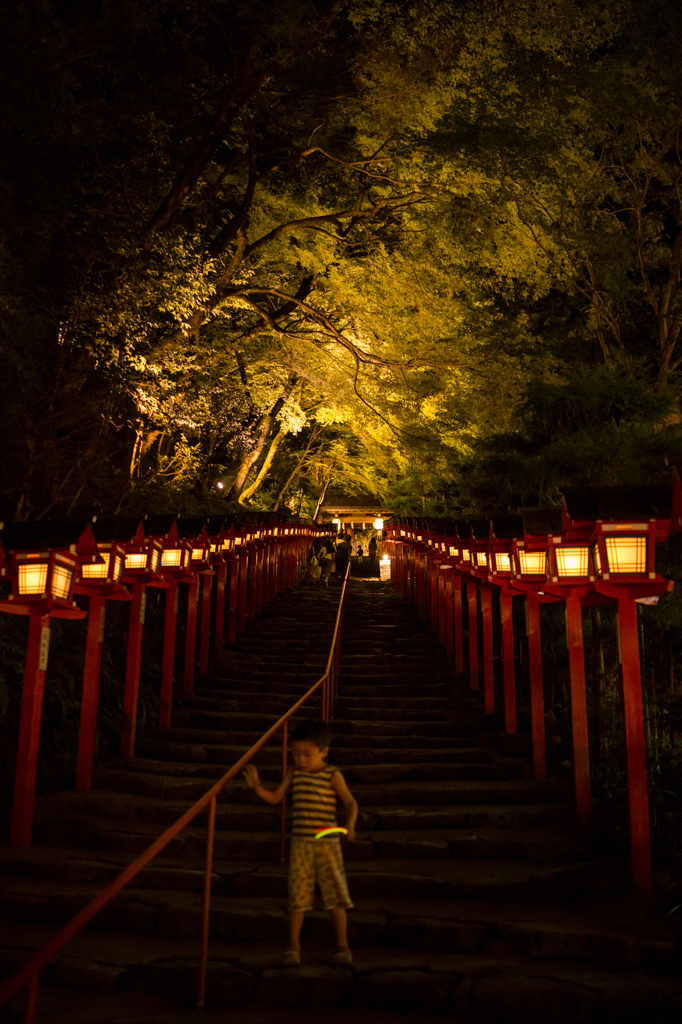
2, 0, 682, 521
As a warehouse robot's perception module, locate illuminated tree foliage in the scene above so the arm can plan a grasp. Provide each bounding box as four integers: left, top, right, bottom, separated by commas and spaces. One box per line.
2, 0, 682, 521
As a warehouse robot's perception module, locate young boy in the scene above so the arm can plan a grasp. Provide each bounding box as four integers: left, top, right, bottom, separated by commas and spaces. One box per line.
242, 720, 358, 966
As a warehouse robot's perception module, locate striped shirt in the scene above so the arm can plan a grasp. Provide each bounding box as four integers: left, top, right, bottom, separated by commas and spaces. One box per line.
291, 764, 338, 840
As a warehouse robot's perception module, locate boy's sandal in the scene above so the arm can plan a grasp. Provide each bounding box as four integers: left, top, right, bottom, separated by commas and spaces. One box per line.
332, 947, 353, 964
281, 949, 301, 966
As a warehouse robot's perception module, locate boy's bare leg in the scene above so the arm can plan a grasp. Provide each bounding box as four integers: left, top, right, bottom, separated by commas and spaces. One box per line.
287, 910, 305, 951
328, 906, 349, 949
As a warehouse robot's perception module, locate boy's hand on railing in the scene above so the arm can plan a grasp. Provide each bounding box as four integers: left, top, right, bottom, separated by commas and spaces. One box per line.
242, 765, 260, 789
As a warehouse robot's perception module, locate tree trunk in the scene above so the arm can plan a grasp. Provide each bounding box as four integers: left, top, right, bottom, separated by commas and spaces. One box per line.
312, 467, 334, 521
239, 425, 288, 503
227, 378, 298, 500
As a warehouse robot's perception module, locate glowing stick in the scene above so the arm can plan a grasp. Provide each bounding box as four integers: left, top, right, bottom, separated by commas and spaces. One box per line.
314, 826, 348, 839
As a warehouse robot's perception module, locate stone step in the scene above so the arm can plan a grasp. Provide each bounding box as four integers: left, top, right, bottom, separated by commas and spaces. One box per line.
177, 697, 474, 718
44, 791, 570, 834
88, 767, 560, 807
193, 690, 471, 710
149, 728, 482, 751
136, 745, 509, 782
26, 818, 594, 864
2, 923, 680, 1021
144, 735, 490, 765
197, 680, 454, 698
169, 710, 490, 737
0, 856, 629, 921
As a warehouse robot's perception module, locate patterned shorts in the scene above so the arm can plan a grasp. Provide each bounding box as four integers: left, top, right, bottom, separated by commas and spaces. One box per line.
287, 837, 354, 912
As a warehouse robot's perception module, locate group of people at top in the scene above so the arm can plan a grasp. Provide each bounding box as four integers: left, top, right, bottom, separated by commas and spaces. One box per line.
307, 531, 378, 585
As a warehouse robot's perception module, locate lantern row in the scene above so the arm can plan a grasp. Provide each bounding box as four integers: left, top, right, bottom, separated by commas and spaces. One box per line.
384, 480, 682, 892
0, 513, 334, 848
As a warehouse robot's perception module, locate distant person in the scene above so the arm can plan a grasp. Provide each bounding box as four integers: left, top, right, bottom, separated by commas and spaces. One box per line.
318, 537, 335, 586
307, 537, 325, 584
356, 544, 364, 563
368, 536, 378, 562
335, 532, 351, 581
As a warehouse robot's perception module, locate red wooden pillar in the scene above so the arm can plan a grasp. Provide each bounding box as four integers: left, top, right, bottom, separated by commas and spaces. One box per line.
270, 542, 279, 601
438, 565, 446, 645
262, 542, 271, 606
75, 594, 106, 790
199, 572, 213, 676
525, 591, 547, 780
247, 546, 258, 621
467, 580, 479, 691
409, 547, 416, 604
565, 594, 592, 827
617, 597, 652, 890
453, 573, 464, 676
429, 557, 438, 630
255, 544, 264, 614
227, 558, 239, 645
121, 583, 146, 757
10, 611, 51, 846
214, 563, 227, 662
480, 586, 494, 714
415, 550, 424, 613
159, 579, 179, 730
444, 567, 454, 659
183, 576, 199, 697
500, 591, 517, 734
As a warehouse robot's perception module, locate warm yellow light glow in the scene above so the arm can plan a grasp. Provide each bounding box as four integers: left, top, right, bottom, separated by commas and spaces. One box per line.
449, 545, 457, 557
125, 553, 147, 570
18, 563, 48, 595
152, 549, 160, 571
417, 535, 423, 542
555, 546, 589, 577
222, 540, 232, 551
210, 543, 219, 553
82, 553, 111, 579
162, 549, 183, 567
605, 536, 647, 573
113, 556, 123, 581
374, 518, 384, 530
518, 551, 547, 575
51, 565, 73, 600
460, 548, 470, 562
476, 552, 488, 568
191, 548, 204, 560
495, 553, 512, 573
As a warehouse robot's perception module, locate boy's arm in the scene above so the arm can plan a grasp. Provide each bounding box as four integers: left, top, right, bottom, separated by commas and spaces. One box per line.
243, 765, 294, 805
331, 770, 358, 837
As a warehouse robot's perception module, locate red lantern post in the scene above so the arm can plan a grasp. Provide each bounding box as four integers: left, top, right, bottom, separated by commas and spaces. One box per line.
562, 482, 680, 889
0, 522, 88, 846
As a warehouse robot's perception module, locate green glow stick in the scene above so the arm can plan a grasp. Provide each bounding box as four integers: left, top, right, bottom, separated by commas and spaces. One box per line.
314, 826, 348, 839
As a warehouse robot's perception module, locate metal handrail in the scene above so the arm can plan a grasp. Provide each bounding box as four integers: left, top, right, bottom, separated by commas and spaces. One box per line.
0, 562, 352, 1020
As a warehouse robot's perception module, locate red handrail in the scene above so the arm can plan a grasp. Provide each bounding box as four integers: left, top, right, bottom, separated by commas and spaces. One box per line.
0, 562, 351, 1020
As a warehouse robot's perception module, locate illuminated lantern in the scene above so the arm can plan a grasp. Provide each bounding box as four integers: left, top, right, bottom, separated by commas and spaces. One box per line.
71, 522, 129, 792
560, 482, 681, 890
0, 521, 89, 846
507, 508, 563, 782
489, 517, 526, 730
373, 518, 384, 531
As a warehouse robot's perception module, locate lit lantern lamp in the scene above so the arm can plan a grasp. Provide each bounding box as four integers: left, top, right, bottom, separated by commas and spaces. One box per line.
511, 508, 564, 783
467, 518, 495, 710
489, 517, 526, 730
71, 522, 130, 793
174, 518, 211, 699
560, 482, 681, 890
0, 520, 90, 847
452, 519, 479, 693
373, 517, 384, 531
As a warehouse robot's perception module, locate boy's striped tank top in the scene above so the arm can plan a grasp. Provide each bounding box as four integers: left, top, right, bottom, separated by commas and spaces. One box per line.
291, 764, 338, 840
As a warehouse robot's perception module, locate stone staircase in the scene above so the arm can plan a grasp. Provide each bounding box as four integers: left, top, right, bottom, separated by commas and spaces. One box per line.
0, 579, 681, 1023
